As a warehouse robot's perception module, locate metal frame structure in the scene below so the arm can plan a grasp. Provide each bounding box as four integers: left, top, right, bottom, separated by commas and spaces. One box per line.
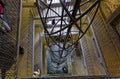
36, 0, 100, 70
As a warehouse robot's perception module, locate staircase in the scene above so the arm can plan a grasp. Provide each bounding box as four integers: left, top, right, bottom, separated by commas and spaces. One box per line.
89, 9, 120, 76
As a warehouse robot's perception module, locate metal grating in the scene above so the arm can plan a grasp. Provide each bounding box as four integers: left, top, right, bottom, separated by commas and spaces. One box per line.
19, 10, 34, 78
0, 0, 21, 79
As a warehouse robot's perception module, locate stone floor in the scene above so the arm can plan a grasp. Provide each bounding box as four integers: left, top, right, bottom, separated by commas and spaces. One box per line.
71, 56, 86, 76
